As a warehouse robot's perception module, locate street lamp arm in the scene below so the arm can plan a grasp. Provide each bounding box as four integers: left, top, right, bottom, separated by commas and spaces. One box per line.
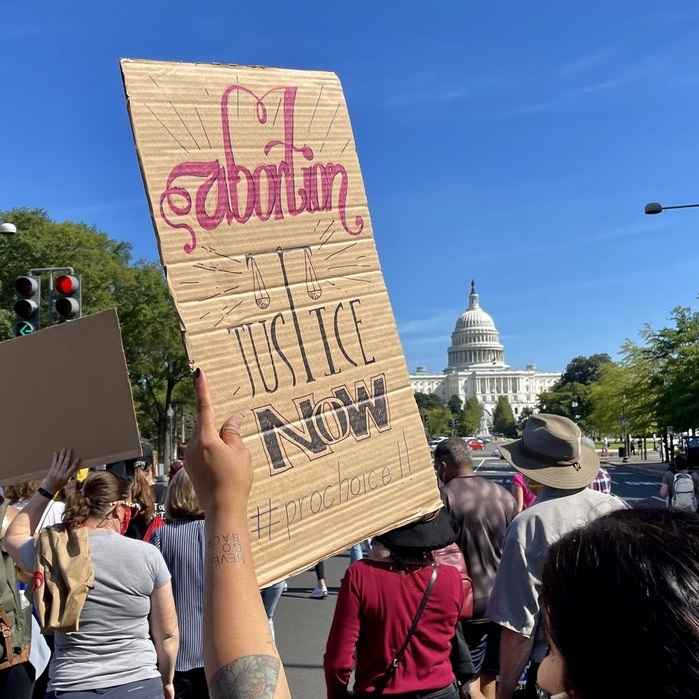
645, 201, 699, 215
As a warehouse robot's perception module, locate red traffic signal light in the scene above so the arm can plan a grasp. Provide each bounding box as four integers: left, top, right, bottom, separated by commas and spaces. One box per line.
55, 275, 80, 296
53, 274, 81, 320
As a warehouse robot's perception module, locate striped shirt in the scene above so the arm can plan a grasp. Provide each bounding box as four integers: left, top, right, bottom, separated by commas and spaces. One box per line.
151, 519, 206, 671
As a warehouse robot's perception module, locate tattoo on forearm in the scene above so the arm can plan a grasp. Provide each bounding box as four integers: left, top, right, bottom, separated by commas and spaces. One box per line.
210, 655, 280, 698
209, 533, 243, 568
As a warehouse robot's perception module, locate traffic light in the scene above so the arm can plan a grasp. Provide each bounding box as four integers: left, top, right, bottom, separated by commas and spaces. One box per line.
14, 275, 41, 336
53, 274, 81, 321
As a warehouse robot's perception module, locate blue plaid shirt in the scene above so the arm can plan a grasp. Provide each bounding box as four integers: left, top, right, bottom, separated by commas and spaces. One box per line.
589, 467, 612, 495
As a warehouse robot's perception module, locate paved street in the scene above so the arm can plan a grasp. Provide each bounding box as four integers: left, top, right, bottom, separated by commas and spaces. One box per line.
274, 450, 667, 697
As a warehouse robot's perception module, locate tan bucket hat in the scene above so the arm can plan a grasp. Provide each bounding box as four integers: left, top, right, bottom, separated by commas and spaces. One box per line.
500, 413, 599, 489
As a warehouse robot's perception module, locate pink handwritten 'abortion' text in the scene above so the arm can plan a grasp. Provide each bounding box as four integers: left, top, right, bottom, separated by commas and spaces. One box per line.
158, 85, 364, 253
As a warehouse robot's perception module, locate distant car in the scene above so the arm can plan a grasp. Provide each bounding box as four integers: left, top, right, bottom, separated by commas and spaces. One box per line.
467, 439, 484, 450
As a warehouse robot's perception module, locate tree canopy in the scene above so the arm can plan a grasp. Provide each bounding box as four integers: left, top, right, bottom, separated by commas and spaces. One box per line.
559, 354, 612, 385
0, 208, 193, 457
414, 392, 444, 412
448, 394, 463, 415
538, 353, 613, 431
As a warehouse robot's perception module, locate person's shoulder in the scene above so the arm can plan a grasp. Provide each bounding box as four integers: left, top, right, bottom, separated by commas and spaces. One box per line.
436, 561, 462, 585
452, 474, 504, 495
164, 518, 206, 536
583, 488, 627, 508
341, 558, 378, 591
89, 531, 160, 567
474, 476, 517, 509
350, 559, 380, 577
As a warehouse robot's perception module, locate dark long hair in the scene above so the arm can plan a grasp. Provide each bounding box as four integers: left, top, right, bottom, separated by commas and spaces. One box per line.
541, 508, 699, 698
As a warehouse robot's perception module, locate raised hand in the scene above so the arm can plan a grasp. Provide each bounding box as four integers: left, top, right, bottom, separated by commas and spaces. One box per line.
184, 368, 252, 514
42, 448, 82, 496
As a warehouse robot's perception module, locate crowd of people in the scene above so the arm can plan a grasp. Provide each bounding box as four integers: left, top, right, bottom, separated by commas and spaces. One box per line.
0, 369, 698, 699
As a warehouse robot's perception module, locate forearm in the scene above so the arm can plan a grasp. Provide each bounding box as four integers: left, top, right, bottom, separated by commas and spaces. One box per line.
5, 492, 51, 563
497, 627, 534, 699
204, 505, 290, 698
155, 634, 178, 687
514, 488, 524, 513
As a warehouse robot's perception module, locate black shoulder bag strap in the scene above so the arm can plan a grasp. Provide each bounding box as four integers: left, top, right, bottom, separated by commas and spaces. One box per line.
373, 562, 439, 696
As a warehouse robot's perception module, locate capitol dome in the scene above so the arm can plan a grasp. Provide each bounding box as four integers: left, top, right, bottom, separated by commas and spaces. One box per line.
448, 281, 506, 370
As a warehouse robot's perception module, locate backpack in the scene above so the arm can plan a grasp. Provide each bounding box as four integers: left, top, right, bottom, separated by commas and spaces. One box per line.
0, 501, 32, 670
432, 542, 474, 619
671, 472, 698, 512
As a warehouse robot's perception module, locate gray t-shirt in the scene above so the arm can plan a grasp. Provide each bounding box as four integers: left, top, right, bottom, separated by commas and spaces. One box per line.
23, 529, 171, 691
487, 487, 627, 662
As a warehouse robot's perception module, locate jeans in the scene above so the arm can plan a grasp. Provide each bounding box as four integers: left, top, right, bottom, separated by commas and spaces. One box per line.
261, 581, 286, 639
261, 581, 285, 619
48, 677, 163, 698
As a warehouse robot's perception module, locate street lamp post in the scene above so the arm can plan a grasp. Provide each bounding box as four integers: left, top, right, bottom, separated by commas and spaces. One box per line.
164, 404, 175, 477
0, 222, 17, 300
644, 202, 699, 215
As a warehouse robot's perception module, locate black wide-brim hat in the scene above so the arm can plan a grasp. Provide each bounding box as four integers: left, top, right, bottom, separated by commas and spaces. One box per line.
376, 508, 455, 552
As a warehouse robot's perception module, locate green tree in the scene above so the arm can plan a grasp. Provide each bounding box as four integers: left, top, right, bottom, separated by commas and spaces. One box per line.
117, 263, 194, 457
414, 392, 444, 412
538, 353, 613, 431
493, 396, 517, 437
626, 306, 699, 433
424, 406, 452, 437
448, 394, 463, 415
460, 396, 483, 436
559, 354, 612, 385
0, 208, 194, 456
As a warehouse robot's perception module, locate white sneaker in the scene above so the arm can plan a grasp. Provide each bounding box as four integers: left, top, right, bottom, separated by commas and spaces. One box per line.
310, 585, 328, 599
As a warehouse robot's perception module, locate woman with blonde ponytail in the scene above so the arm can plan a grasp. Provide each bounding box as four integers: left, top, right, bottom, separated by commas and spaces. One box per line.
5, 452, 179, 699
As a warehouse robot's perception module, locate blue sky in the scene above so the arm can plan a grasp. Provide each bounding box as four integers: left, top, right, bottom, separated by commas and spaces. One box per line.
2, 2, 698, 373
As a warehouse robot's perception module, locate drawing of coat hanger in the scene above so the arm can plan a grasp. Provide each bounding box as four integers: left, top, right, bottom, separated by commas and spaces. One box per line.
246, 253, 271, 309
304, 246, 322, 300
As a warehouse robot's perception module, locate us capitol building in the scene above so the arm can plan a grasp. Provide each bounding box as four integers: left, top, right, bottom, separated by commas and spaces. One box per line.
409, 282, 560, 433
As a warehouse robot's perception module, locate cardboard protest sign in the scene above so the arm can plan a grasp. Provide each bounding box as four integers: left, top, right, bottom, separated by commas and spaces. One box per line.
0, 310, 141, 485
121, 59, 441, 585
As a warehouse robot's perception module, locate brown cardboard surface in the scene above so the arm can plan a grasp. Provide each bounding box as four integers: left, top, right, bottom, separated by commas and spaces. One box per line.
121, 58, 442, 585
0, 310, 142, 485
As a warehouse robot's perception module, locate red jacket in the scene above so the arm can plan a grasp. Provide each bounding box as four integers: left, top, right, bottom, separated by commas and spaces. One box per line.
324, 560, 462, 698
